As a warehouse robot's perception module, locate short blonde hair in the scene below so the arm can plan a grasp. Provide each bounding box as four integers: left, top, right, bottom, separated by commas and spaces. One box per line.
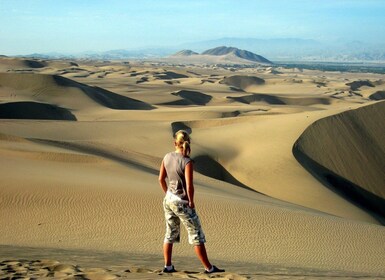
174, 130, 191, 156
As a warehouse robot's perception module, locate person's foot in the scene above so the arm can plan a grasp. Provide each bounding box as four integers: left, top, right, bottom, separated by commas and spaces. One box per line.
204, 265, 225, 274
162, 265, 177, 273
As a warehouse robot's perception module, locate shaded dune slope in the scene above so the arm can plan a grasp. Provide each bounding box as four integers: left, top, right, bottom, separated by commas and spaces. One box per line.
0, 73, 154, 110
369, 91, 385, 101
227, 93, 285, 105
172, 90, 212, 105
153, 71, 188, 80
293, 101, 385, 222
346, 80, 375, 91
0, 101, 76, 120
193, 155, 255, 192
20, 60, 47, 68
171, 121, 192, 135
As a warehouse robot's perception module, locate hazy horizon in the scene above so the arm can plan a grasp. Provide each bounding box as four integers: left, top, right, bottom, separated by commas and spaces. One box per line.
1, 0, 385, 56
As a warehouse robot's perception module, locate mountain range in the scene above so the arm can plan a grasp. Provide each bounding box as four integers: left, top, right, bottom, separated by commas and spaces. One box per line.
12, 37, 385, 63
183, 38, 385, 62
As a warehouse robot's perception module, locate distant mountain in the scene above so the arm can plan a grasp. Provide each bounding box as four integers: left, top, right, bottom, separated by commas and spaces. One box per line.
201, 46, 272, 64
169, 46, 272, 65
173, 50, 199, 56
181, 38, 322, 60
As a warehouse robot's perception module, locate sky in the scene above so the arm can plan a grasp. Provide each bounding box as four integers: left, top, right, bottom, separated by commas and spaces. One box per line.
1, 0, 385, 55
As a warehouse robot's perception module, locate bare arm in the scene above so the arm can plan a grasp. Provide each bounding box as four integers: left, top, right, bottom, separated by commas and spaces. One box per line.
159, 160, 168, 193
185, 161, 195, 208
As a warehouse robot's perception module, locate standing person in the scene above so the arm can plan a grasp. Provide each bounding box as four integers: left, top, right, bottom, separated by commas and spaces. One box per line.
158, 130, 225, 274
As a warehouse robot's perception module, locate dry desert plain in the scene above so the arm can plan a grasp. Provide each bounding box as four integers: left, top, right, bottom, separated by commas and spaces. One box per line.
0, 57, 384, 279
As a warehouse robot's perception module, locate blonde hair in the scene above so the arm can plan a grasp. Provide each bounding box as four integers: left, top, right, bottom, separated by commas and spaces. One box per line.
174, 130, 191, 156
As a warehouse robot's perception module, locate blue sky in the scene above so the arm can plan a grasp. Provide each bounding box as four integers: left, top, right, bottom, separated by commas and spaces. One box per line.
1, 0, 385, 55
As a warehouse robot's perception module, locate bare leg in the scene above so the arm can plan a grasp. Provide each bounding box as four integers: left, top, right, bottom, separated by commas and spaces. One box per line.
194, 243, 212, 270
163, 243, 173, 266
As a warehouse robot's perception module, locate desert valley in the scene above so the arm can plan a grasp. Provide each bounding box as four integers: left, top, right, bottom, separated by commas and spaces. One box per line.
0, 47, 384, 279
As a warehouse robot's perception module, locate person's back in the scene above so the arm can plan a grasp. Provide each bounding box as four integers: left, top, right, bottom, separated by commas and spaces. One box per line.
163, 151, 191, 200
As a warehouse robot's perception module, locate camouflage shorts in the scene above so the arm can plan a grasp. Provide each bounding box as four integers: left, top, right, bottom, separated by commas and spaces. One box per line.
163, 196, 206, 245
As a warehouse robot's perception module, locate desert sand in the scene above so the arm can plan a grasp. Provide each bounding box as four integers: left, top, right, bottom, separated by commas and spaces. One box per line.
0, 56, 384, 279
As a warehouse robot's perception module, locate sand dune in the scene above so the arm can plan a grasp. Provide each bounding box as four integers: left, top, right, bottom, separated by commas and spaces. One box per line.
220, 75, 265, 91
0, 58, 385, 278
226, 93, 331, 106
293, 101, 385, 223
0, 57, 80, 73
227, 93, 286, 105
0, 57, 47, 70
282, 96, 331, 106
80, 84, 154, 110
0, 73, 154, 112
154, 71, 189, 80
170, 90, 212, 106
49, 74, 155, 110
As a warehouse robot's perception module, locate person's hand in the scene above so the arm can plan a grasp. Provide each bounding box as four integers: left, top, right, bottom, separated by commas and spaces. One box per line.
189, 201, 195, 209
